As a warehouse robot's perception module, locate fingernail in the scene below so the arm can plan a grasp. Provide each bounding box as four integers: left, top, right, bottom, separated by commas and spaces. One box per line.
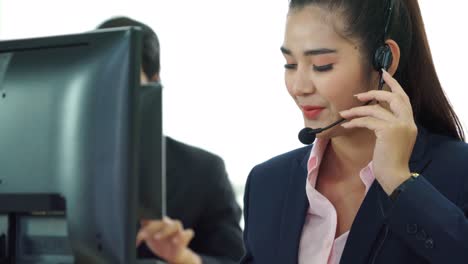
154, 233, 162, 240
172, 237, 179, 243
139, 231, 147, 239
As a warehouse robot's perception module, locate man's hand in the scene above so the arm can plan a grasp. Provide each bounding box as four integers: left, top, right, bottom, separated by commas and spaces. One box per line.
137, 217, 202, 264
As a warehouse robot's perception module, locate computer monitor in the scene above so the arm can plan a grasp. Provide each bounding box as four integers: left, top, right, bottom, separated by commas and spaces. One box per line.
0, 27, 164, 263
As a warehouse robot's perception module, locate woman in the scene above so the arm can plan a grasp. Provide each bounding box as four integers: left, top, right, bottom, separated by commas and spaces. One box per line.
241, 0, 468, 263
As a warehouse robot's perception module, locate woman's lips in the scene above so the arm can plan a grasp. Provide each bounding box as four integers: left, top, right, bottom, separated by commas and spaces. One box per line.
301, 106, 325, 120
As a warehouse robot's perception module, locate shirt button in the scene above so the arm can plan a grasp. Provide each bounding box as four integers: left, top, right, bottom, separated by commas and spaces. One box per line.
424, 238, 434, 249
406, 224, 418, 234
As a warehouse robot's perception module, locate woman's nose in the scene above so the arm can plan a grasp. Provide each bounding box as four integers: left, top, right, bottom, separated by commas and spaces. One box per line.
290, 68, 316, 96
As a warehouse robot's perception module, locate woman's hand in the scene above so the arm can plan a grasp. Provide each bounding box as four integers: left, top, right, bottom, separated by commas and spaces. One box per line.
339, 69, 418, 195
136, 216, 201, 264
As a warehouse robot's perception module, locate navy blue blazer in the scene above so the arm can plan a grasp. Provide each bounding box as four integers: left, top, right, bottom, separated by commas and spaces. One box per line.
241, 127, 468, 263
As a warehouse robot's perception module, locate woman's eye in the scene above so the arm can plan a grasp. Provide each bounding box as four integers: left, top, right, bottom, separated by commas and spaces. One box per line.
284, 64, 297, 70
313, 64, 333, 72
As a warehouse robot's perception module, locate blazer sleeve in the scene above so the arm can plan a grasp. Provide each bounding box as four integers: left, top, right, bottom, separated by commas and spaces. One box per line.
190, 155, 245, 264
239, 168, 254, 264
386, 175, 468, 263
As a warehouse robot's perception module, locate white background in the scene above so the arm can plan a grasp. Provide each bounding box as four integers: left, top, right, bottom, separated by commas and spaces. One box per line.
1, 0, 467, 204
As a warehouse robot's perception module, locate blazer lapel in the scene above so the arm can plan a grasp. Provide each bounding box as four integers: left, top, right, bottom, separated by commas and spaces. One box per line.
340, 126, 432, 264
339, 179, 389, 264
408, 126, 431, 174
277, 147, 311, 264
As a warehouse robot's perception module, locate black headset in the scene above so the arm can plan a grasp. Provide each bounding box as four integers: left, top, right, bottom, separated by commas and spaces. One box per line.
373, 0, 394, 89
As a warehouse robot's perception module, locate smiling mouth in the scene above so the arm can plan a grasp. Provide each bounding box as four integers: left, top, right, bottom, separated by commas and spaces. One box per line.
301, 106, 324, 120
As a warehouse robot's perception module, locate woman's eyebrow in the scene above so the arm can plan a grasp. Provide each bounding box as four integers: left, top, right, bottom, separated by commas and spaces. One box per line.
280, 46, 337, 56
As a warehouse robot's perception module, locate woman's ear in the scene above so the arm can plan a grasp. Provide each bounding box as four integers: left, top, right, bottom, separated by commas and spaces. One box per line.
385, 39, 401, 76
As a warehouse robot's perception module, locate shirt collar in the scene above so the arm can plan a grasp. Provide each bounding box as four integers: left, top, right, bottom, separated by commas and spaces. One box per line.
306, 138, 375, 191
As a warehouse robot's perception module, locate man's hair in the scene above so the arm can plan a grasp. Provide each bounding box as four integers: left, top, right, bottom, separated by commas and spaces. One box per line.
97, 16, 160, 80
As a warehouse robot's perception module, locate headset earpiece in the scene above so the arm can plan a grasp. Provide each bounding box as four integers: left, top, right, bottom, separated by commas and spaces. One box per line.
373, 44, 393, 72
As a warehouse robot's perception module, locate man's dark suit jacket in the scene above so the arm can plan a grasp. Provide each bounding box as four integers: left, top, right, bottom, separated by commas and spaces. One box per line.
241, 127, 468, 263
138, 137, 244, 264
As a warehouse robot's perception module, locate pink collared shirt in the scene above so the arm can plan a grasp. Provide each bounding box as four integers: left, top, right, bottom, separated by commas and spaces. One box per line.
298, 139, 376, 264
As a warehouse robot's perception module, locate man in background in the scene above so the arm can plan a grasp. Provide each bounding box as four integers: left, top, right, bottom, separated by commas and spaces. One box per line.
97, 17, 244, 264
